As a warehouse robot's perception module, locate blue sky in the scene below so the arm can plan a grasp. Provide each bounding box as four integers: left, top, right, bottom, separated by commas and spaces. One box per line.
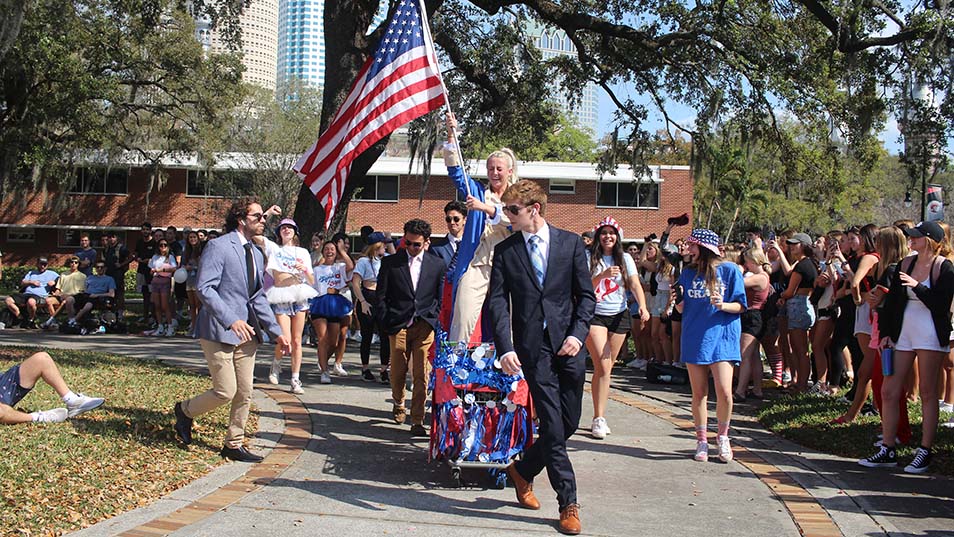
595, 87, 907, 155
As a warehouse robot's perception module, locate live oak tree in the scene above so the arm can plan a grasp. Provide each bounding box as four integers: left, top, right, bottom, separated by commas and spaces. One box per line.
0, 0, 245, 211
293, 0, 954, 242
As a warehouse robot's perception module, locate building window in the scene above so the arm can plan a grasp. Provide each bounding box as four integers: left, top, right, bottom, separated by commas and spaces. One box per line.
596, 181, 659, 209
6, 227, 35, 243
58, 229, 105, 248
69, 167, 129, 195
353, 175, 399, 202
187, 169, 255, 198
549, 179, 575, 194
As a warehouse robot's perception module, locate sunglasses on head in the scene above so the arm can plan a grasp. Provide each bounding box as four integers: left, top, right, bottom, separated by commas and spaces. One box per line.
445, 216, 462, 223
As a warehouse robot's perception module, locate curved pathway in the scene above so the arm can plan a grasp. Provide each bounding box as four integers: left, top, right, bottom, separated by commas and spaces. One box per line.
1, 332, 950, 536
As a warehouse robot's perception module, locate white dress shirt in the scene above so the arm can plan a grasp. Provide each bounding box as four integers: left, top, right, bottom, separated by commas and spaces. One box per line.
408, 250, 425, 291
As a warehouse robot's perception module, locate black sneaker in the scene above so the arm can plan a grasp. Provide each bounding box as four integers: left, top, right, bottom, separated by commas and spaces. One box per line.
858, 445, 897, 468
860, 402, 879, 417
904, 447, 932, 474
380, 370, 390, 384
362, 369, 375, 382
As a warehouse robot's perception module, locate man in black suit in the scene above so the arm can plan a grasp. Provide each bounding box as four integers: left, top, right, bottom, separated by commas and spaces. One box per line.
430, 200, 467, 270
378, 219, 447, 436
488, 180, 595, 535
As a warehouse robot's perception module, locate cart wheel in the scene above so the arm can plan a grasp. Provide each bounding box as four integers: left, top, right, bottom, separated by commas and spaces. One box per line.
451, 467, 463, 487
492, 469, 507, 490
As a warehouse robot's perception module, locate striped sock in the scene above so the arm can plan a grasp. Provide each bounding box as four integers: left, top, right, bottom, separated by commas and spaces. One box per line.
695, 425, 707, 442
768, 353, 783, 383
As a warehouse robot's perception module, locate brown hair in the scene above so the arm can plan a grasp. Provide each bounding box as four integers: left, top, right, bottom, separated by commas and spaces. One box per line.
225, 196, 260, 232
501, 180, 547, 215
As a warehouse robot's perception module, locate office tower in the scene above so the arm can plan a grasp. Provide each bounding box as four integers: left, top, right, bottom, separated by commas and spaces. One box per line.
195, 0, 280, 91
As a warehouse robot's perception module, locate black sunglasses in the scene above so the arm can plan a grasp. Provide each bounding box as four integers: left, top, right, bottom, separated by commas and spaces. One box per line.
95, 265, 106, 269
158, 242, 169, 247
405, 240, 424, 248
68, 260, 79, 265
445, 216, 462, 223
503, 204, 525, 215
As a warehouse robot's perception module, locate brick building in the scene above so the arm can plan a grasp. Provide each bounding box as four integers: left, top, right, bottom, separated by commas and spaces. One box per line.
0, 154, 692, 266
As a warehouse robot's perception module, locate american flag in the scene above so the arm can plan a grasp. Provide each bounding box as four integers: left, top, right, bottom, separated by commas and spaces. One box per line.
293, 0, 446, 229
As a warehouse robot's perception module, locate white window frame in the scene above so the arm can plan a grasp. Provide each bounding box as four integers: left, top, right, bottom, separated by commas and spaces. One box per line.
354, 175, 400, 202
549, 179, 576, 194
595, 181, 660, 209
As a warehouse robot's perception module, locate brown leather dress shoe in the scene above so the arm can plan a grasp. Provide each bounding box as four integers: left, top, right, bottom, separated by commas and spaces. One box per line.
506, 463, 540, 510
558, 503, 581, 535
393, 404, 407, 424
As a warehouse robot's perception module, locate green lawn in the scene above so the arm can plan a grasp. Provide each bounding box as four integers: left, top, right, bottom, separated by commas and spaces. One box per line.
0, 347, 254, 535
757, 391, 954, 476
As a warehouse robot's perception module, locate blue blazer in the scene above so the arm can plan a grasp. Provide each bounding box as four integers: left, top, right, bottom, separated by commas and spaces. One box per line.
488, 225, 595, 361
430, 240, 456, 268
194, 231, 282, 346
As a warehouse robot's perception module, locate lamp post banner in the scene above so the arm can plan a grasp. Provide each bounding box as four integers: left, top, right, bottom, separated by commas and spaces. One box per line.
926, 184, 944, 222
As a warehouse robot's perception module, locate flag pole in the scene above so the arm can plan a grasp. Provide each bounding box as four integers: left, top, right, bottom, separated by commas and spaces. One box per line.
415, 0, 471, 197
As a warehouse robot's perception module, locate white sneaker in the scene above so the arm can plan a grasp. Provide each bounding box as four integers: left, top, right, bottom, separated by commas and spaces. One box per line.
372, 334, 380, 345
942, 417, 954, 428
32, 408, 68, 423
627, 358, 648, 370
41, 317, 55, 328
268, 360, 281, 385
591, 417, 609, 439
717, 435, 733, 462
290, 378, 304, 394
332, 363, 348, 376
320, 371, 332, 384
171, 318, 179, 330
66, 394, 105, 418
164, 324, 175, 337
693, 441, 709, 462
940, 401, 954, 413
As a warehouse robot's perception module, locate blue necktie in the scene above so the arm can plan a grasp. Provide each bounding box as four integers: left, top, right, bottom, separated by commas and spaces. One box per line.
528, 235, 546, 286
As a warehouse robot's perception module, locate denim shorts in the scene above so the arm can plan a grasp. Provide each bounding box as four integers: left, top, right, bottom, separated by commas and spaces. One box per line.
272, 300, 310, 316
785, 295, 815, 330
0, 365, 31, 406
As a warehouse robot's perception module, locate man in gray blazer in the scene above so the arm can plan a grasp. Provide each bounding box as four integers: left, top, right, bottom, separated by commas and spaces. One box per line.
174, 197, 290, 462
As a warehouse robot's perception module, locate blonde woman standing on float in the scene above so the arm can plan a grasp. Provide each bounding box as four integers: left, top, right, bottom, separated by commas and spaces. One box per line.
443, 112, 515, 343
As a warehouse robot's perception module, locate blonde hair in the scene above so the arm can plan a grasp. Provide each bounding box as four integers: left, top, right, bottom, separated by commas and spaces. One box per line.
875, 226, 907, 277
487, 148, 519, 184
938, 222, 953, 260
362, 241, 382, 259
742, 246, 771, 273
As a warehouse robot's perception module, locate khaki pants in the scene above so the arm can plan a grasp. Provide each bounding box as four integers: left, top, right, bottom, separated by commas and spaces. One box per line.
390, 319, 434, 425
183, 339, 258, 449
449, 264, 492, 342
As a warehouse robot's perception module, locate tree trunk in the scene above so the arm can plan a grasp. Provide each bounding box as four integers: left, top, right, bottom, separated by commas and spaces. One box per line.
725, 204, 740, 241
0, 0, 30, 63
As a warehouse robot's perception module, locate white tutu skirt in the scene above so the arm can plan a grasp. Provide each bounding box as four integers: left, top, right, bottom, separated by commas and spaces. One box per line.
266, 283, 318, 305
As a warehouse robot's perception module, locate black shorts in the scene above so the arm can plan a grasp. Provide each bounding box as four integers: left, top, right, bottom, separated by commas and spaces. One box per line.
174, 281, 187, 299
669, 309, 682, 323
75, 294, 113, 310
8, 293, 47, 306
590, 309, 632, 334
741, 309, 764, 338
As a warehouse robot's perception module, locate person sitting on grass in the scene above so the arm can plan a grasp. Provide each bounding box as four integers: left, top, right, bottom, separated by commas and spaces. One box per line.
0, 351, 105, 424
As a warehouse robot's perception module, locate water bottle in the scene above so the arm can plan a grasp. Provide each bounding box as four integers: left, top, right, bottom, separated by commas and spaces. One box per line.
881, 347, 894, 376
659, 374, 672, 383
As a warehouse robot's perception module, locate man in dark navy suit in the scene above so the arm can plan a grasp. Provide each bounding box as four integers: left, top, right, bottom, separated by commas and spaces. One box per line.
488, 180, 595, 535
378, 219, 446, 437
430, 201, 467, 270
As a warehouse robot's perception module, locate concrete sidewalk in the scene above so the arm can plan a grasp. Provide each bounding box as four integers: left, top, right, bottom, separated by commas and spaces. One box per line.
2, 331, 951, 536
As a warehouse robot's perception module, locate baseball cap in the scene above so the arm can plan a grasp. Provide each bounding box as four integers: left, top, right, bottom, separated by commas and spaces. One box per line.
786, 233, 812, 247
366, 231, 393, 244
903, 221, 945, 242
38, 257, 49, 265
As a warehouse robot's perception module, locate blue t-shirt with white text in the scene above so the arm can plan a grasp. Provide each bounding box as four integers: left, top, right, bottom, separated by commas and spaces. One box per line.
678, 262, 746, 364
